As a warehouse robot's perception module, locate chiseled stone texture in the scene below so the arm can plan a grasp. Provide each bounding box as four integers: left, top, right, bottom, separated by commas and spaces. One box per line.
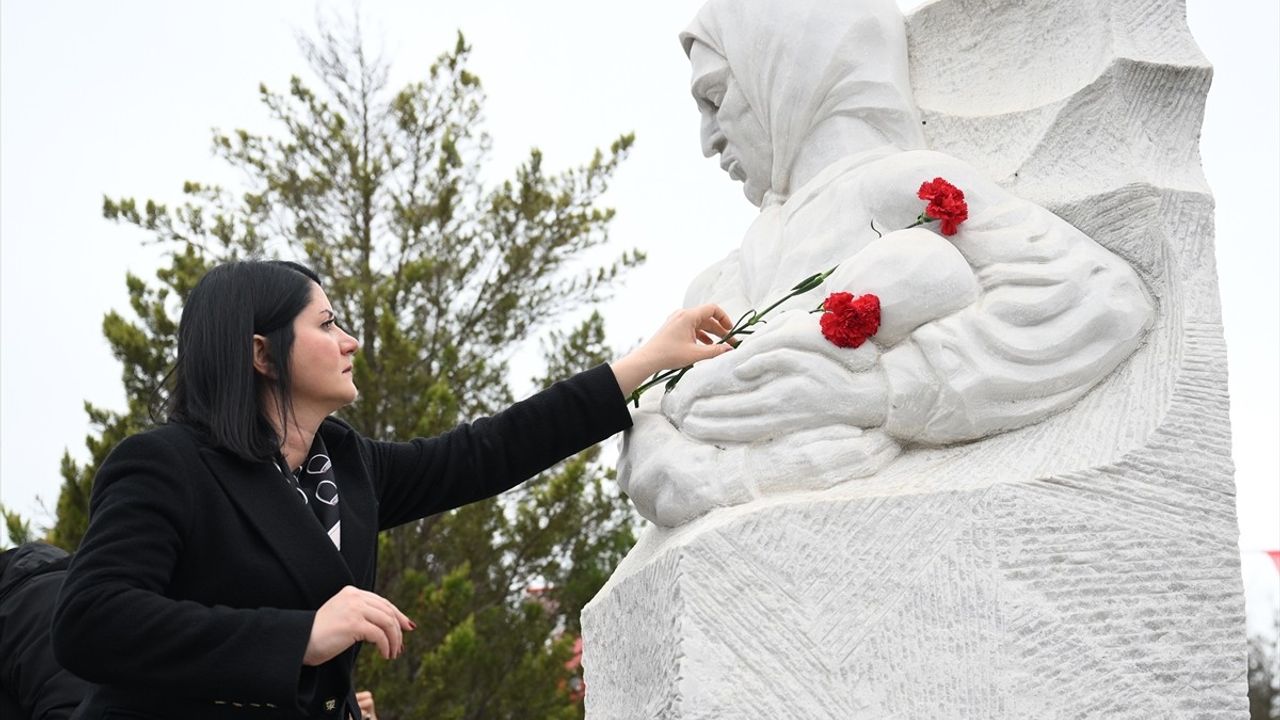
583, 0, 1245, 717
585, 474, 1241, 718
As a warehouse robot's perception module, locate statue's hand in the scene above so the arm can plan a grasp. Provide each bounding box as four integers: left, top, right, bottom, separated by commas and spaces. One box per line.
662, 311, 888, 443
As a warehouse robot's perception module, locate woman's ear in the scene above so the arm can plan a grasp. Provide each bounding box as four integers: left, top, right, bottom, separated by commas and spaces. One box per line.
252, 334, 276, 378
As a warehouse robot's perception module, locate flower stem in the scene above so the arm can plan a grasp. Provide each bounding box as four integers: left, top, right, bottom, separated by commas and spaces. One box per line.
629, 367, 683, 407
903, 213, 935, 230
627, 265, 840, 405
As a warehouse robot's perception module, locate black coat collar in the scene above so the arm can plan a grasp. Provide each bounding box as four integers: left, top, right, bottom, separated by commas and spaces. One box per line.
194, 418, 376, 606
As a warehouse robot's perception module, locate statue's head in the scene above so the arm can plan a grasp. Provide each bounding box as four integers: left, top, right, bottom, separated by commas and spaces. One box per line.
681, 0, 925, 206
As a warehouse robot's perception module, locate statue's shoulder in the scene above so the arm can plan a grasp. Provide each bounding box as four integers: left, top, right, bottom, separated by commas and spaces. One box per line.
872, 150, 1017, 211
790, 150, 982, 207
684, 248, 743, 309
870, 150, 983, 183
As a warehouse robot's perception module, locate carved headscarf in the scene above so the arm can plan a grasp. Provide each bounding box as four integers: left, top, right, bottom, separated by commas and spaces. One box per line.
680, 0, 926, 201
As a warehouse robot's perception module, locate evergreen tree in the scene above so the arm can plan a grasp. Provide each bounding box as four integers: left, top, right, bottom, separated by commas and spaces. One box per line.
1, 504, 35, 549
50, 23, 640, 719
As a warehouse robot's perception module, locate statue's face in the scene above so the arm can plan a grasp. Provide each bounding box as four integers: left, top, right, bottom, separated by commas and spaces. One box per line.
689, 41, 772, 206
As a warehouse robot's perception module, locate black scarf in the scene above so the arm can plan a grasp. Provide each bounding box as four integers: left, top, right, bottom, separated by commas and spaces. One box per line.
277, 433, 341, 549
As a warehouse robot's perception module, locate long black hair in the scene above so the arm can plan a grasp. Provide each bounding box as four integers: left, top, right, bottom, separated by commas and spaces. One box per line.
167, 260, 321, 462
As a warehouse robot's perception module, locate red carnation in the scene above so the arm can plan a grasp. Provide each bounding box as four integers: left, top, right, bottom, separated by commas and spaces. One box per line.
819, 292, 880, 348
916, 177, 968, 236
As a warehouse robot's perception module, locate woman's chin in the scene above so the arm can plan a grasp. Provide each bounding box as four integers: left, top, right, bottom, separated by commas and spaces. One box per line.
327, 386, 359, 412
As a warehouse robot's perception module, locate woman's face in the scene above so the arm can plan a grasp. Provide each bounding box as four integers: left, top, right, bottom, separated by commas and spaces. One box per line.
287, 283, 360, 413
689, 41, 772, 206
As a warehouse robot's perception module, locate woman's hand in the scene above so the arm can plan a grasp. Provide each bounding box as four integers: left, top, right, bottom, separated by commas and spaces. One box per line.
356, 690, 378, 720
304, 586, 415, 666
611, 304, 736, 397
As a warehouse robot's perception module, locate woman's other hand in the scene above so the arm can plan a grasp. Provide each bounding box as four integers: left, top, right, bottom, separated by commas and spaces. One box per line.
303, 586, 415, 666
356, 690, 378, 720
611, 304, 736, 397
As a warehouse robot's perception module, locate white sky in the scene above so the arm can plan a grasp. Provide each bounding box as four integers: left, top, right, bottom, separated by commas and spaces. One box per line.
1, 0, 1276, 628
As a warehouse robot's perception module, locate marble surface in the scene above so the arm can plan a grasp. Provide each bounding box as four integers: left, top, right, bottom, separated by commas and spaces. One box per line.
585, 0, 1244, 717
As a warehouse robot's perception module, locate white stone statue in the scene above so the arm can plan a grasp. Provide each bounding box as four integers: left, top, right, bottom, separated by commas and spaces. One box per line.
619, 0, 1155, 528
585, 0, 1243, 716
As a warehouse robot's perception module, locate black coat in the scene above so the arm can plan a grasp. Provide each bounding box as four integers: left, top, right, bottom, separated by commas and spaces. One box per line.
0, 543, 92, 719
52, 365, 631, 719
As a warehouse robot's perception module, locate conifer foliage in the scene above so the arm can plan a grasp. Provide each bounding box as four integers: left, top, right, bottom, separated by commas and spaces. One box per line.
50, 23, 640, 719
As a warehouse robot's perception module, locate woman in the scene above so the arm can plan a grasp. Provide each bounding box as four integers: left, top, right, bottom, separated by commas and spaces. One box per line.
51, 260, 733, 719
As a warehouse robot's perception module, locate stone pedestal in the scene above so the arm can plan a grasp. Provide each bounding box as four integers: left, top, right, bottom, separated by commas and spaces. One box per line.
585, 439, 1243, 717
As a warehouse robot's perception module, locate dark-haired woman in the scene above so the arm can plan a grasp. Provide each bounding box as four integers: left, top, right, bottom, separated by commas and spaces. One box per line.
51, 260, 733, 720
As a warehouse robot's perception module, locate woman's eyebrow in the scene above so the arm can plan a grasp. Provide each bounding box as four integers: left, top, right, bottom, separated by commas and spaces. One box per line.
320, 309, 336, 319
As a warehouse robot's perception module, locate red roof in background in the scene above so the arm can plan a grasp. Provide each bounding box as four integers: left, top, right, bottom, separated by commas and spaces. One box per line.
563, 636, 586, 703
566, 636, 583, 671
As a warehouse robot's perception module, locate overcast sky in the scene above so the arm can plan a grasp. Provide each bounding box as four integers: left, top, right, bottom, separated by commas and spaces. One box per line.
2, 0, 1276, 625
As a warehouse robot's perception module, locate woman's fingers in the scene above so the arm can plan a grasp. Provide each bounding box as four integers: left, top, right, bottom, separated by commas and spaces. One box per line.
711, 304, 734, 334
368, 590, 414, 631
359, 619, 393, 660
692, 341, 733, 363
692, 304, 734, 338
306, 586, 415, 666
373, 606, 402, 658
371, 591, 404, 653
362, 596, 406, 658
659, 306, 735, 363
